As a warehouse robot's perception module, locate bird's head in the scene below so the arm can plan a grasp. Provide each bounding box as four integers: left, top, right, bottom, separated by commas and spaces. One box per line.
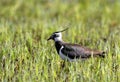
47, 28, 68, 42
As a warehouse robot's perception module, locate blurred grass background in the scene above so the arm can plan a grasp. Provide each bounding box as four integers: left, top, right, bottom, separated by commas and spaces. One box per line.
0, 0, 120, 82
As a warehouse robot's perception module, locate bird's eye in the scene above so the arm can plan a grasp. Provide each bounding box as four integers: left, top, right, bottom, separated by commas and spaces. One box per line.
56, 34, 59, 37
53, 34, 59, 37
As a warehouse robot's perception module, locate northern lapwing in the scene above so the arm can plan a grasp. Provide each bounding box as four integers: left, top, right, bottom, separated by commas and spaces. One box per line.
47, 28, 105, 61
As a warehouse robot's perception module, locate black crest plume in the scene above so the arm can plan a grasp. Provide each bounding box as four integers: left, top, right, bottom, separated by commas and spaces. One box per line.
56, 27, 69, 33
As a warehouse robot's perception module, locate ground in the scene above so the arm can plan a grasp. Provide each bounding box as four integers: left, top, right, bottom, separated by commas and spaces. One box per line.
0, 0, 120, 82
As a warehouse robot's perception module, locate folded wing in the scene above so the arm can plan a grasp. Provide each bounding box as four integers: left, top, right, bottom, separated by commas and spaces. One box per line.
61, 44, 105, 59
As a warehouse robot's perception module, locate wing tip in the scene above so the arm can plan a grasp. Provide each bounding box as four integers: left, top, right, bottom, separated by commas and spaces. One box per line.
102, 51, 106, 54
99, 51, 106, 58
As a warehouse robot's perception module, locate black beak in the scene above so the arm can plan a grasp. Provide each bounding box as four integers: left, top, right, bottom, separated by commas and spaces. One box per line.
47, 27, 69, 41
47, 36, 52, 41
47, 37, 51, 41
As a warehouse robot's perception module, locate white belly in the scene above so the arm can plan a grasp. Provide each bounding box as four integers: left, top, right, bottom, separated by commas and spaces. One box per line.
59, 46, 77, 61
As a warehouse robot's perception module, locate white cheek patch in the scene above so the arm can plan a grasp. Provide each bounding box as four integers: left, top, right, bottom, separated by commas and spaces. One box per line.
54, 33, 62, 42
54, 37, 62, 42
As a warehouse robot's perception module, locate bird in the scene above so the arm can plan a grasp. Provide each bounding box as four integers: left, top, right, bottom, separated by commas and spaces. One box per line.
47, 28, 105, 61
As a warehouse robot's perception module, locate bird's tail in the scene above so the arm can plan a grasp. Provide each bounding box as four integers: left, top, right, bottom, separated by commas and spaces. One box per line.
99, 51, 106, 58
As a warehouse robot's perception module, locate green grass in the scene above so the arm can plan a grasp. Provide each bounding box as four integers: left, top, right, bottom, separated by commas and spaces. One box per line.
0, 0, 120, 82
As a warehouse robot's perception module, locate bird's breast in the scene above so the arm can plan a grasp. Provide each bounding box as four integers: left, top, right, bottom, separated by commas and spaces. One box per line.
59, 46, 68, 60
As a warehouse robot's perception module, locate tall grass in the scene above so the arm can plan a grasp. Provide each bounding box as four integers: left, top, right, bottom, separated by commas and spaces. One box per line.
0, 0, 120, 82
